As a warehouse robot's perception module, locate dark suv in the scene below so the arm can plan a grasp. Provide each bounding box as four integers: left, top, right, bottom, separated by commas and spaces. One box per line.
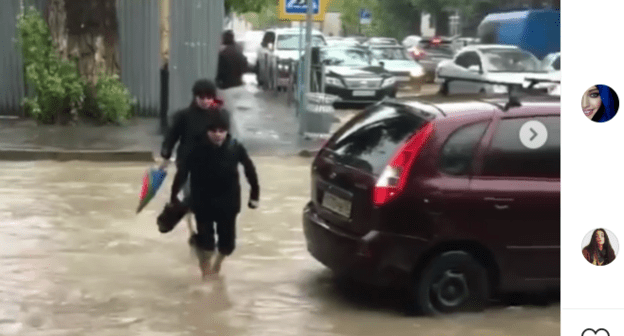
303, 93, 560, 315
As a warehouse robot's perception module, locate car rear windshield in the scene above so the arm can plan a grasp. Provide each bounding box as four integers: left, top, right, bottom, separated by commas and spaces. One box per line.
321, 48, 372, 66
325, 105, 428, 175
276, 34, 326, 50
417, 43, 454, 57
370, 47, 411, 60
481, 49, 542, 72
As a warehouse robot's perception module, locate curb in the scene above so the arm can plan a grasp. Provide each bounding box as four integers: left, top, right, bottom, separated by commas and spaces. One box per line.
0, 149, 155, 162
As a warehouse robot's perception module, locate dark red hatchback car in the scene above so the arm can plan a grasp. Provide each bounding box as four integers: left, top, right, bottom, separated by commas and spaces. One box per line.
303, 93, 560, 315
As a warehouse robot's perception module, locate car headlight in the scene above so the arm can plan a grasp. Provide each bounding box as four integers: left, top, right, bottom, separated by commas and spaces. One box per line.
492, 85, 507, 93
382, 77, 396, 86
325, 77, 344, 87
409, 68, 425, 77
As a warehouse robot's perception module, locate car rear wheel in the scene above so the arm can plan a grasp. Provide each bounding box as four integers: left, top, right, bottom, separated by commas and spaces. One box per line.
413, 251, 489, 315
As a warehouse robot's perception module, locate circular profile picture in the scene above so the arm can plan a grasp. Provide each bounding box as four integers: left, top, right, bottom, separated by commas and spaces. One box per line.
581, 228, 619, 266
581, 85, 619, 122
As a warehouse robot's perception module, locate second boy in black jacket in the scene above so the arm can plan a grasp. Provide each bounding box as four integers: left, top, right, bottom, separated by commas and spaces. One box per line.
172, 111, 259, 279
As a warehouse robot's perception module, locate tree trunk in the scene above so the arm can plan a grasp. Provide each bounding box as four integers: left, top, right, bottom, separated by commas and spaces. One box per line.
46, 0, 120, 85
46, 0, 68, 59
411, 11, 422, 36
160, 0, 170, 67
434, 11, 450, 36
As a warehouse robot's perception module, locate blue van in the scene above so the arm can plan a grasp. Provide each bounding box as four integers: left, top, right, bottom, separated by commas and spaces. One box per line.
477, 9, 560, 60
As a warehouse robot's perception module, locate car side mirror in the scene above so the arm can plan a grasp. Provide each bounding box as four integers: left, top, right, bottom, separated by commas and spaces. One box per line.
379, 61, 385, 68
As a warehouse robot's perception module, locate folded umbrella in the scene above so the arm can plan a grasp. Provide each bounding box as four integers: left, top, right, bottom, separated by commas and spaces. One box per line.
136, 166, 168, 214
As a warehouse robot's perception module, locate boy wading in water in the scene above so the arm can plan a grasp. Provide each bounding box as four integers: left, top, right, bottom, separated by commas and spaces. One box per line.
173, 111, 259, 279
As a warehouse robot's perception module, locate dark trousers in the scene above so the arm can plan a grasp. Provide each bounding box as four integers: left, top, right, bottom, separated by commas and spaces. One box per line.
194, 210, 238, 255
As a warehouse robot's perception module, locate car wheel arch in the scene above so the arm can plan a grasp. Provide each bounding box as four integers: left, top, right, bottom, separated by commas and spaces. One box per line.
409, 240, 500, 293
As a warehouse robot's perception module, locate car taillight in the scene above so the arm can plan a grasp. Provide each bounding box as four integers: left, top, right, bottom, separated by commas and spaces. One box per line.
432, 37, 442, 44
373, 122, 434, 206
409, 47, 425, 59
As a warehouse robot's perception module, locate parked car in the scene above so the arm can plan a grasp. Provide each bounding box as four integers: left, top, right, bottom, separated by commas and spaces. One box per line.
539, 52, 560, 95
367, 45, 426, 90
257, 28, 327, 87
303, 91, 560, 315
451, 37, 480, 52
541, 52, 560, 72
362, 37, 400, 46
408, 36, 455, 82
402, 35, 422, 49
436, 45, 559, 94
327, 38, 361, 48
297, 46, 398, 103
346, 35, 368, 44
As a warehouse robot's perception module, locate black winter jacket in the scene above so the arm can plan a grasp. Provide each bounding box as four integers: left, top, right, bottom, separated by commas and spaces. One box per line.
216, 44, 247, 89
185, 136, 259, 216
160, 100, 229, 163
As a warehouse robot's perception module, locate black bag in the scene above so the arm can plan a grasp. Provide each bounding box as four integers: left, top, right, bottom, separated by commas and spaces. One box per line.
157, 202, 189, 233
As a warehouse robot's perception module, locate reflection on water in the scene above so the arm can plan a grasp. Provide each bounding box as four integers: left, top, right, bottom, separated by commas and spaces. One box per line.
0, 160, 559, 335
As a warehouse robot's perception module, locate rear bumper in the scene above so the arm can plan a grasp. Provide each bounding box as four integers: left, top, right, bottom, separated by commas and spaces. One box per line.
325, 85, 397, 103
303, 202, 426, 288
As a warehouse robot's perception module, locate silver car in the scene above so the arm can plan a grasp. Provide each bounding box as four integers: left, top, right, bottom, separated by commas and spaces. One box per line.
368, 45, 426, 90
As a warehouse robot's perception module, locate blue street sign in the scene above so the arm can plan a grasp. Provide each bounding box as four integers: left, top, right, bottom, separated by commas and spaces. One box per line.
360, 9, 372, 24
285, 0, 319, 14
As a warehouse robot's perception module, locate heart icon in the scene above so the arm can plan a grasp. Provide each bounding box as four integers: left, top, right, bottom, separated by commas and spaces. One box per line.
582, 328, 610, 336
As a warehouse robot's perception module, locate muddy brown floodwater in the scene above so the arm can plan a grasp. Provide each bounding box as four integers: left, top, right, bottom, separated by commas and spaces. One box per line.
0, 158, 559, 336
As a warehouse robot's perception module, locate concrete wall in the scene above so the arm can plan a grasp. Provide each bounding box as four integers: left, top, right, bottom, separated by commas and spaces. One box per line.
322, 12, 341, 36
421, 13, 436, 37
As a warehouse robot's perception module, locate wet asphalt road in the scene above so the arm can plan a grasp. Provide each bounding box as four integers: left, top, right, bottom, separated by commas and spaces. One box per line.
0, 158, 559, 335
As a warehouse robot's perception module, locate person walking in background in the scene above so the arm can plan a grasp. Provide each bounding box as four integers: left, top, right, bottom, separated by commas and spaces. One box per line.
172, 110, 259, 280
216, 30, 249, 135
217, 30, 247, 90
160, 79, 227, 213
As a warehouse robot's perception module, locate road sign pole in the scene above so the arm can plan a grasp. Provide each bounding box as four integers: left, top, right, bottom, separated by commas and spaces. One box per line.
300, 0, 313, 138
297, 22, 304, 116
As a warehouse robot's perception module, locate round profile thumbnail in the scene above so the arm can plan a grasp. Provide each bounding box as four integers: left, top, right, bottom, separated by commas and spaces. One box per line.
581, 228, 618, 266
581, 85, 619, 122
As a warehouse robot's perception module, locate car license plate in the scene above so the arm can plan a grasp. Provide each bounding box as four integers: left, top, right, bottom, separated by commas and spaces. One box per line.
396, 76, 410, 81
352, 90, 375, 97
322, 192, 352, 218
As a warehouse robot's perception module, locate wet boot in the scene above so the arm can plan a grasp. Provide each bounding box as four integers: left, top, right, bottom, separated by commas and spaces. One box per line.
195, 249, 214, 280
211, 253, 227, 275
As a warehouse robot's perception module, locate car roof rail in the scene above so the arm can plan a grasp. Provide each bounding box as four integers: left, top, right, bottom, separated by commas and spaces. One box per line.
438, 75, 560, 111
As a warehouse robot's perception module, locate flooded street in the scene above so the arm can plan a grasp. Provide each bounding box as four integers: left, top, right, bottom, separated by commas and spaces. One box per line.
0, 158, 559, 336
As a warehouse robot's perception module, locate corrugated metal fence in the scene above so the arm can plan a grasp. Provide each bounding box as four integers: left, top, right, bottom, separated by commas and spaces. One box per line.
1, 0, 223, 118
0, 0, 46, 117
168, 0, 223, 116
117, 0, 160, 117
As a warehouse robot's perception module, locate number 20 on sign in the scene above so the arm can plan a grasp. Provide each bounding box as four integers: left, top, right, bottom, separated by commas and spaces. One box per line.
278, 0, 329, 22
